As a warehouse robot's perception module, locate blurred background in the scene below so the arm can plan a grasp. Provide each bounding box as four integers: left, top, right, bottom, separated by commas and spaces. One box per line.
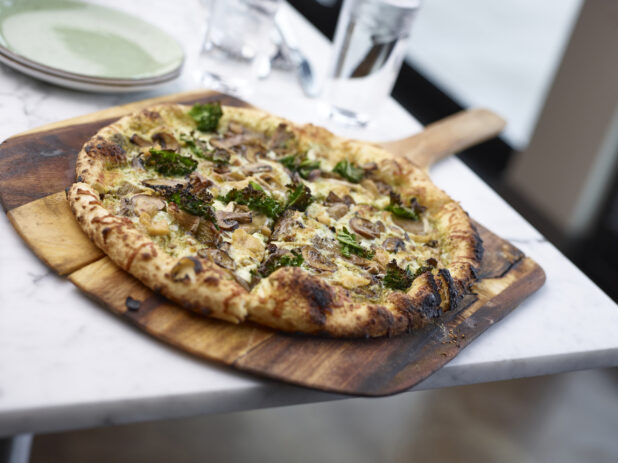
2, 0, 617, 461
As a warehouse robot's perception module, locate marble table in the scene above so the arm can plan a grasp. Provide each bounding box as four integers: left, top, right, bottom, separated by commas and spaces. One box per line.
1, 0, 617, 438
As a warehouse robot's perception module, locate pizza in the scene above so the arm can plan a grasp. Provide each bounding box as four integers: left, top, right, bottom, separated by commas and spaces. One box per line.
68, 102, 482, 338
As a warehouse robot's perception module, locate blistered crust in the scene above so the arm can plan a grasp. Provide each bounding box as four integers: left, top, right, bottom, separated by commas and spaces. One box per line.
69, 103, 482, 338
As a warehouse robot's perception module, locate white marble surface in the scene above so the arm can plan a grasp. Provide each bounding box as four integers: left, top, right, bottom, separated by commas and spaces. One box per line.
0, 1, 616, 437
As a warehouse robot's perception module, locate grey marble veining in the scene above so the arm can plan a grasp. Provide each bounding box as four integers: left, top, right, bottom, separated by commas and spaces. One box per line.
1, 0, 616, 438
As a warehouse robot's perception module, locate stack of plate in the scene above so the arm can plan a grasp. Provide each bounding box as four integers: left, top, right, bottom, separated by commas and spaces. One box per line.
0, 0, 184, 92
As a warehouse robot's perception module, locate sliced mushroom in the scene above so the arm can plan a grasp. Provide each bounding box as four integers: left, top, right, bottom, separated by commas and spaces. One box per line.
130, 134, 150, 147
383, 237, 406, 253
195, 219, 220, 246
152, 132, 180, 151
116, 181, 143, 196
168, 203, 200, 232
349, 217, 384, 239
228, 121, 245, 134
170, 257, 203, 282
302, 246, 337, 272
324, 191, 343, 205
210, 133, 257, 150
198, 248, 236, 270
344, 254, 382, 274
131, 155, 145, 170
142, 178, 188, 192
393, 217, 426, 235
362, 162, 378, 172
311, 235, 338, 253
215, 210, 252, 231
342, 195, 356, 206
222, 170, 246, 182
373, 180, 392, 195
242, 164, 272, 175
360, 179, 381, 197
268, 123, 295, 153
131, 194, 166, 216
327, 203, 349, 219
271, 210, 300, 241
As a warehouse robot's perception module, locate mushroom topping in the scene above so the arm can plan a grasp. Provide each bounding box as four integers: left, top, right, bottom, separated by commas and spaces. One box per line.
360, 179, 381, 197
152, 132, 180, 151
116, 181, 143, 196
349, 217, 384, 239
344, 254, 382, 274
198, 248, 236, 270
242, 164, 273, 175
327, 203, 349, 220
215, 210, 253, 231
383, 237, 406, 253
130, 134, 150, 147
268, 123, 295, 154
302, 246, 337, 272
131, 194, 166, 216
210, 133, 258, 150
170, 257, 203, 282
362, 162, 378, 172
168, 203, 200, 232
271, 210, 299, 241
373, 181, 392, 195
393, 216, 426, 235
142, 178, 188, 192
195, 219, 220, 246
324, 191, 343, 205
228, 121, 245, 134
131, 155, 145, 170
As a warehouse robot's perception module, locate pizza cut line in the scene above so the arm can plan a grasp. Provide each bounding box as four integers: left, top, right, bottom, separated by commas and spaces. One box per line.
68, 102, 482, 338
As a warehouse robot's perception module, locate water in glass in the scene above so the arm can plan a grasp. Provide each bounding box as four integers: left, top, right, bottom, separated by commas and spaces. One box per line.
323, 0, 421, 126
196, 0, 281, 95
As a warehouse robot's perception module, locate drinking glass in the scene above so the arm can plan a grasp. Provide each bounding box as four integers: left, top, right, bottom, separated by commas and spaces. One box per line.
322, 0, 421, 126
195, 0, 281, 95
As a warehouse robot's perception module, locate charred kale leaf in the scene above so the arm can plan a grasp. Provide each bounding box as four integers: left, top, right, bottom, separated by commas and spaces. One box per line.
257, 249, 304, 277
336, 227, 374, 259
332, 160, 364, 183
189, 102, 223, 132
168, 189, 217, 225
146, 149, 197, 177
383, 260, 431, 291
286, 183, 314, 211
278, 154, 321, 179
219, 182, 285, 219
385, 192, 426, 220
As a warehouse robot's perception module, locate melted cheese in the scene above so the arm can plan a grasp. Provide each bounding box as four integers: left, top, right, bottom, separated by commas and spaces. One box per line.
102, 114, 446, 297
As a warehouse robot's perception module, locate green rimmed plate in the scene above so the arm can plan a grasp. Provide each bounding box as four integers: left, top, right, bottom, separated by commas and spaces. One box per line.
0, 0, 184, 92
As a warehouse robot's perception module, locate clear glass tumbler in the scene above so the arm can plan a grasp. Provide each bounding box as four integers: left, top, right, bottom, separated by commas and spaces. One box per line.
195, 0, 281, 95
322, 0, 421, 126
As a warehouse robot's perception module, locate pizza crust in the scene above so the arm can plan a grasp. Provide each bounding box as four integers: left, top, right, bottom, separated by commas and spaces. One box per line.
68, 103, 482, 338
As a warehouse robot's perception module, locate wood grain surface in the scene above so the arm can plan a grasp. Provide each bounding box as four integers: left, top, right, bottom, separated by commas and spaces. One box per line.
0, 90, 545, 396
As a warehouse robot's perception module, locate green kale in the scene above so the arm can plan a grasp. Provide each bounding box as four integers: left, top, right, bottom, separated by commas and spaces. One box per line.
383, 260, 431, 291
336, 227, 374, 259
286, 183, 314, 211
278, 154, 321, 179
219, 183, 285, 219
385, 192, 425, 220
189, 102, 223, 132
146, 149, 197, 177
257, 249, 304, 277
332, 159, 364, 183
168, 189, 217, 225
181, 137, 205, 158
182, 136, 230, 165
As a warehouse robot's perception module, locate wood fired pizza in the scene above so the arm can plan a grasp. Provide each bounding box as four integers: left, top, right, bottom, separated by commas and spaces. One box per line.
68, 102, 482, 337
